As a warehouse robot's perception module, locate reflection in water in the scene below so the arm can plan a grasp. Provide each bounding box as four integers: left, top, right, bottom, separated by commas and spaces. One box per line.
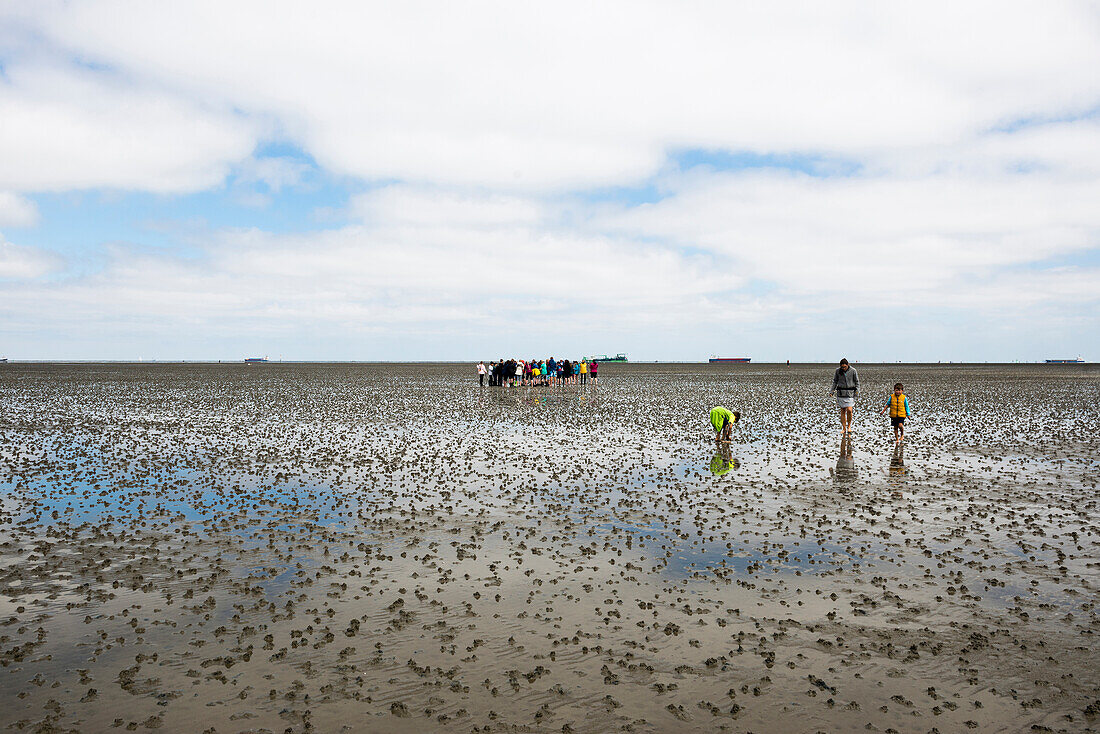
889, 442, 907, 476
830, 433, 857, 483
489, 387, 598, 408
887, 442, 908, 494
708, 443, 740, 476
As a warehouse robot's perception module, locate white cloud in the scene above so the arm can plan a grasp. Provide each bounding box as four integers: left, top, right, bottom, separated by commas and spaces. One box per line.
8, 177, 1096, 335
935, 267, 1100, 309
872, 118, 1100, 179
596, 168, 1100, 298
351, 186, 543, 227
208, 200, 735, 314
0, 63, 256, 192
1, 180, 1096, 358
0, 3, 1098, 357
0, 188, 738, 338
4, 1, 1099, 190
0, 192, 39, 227
0, 235, 61, 279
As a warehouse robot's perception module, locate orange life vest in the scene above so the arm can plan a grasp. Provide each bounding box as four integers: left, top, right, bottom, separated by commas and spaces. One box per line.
889, 393, 908, 418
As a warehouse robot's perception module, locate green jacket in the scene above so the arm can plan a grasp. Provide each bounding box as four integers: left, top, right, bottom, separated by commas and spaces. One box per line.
710, 406, 734, 432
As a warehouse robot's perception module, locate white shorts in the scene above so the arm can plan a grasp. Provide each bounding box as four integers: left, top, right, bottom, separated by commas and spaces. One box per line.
837, 397, 855, 409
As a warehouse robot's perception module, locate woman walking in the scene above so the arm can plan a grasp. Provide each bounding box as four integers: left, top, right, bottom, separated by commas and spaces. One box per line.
830, 358, 859, 434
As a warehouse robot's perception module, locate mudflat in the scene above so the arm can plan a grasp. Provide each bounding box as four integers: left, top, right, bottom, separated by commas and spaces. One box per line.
1, 362, 1097, 733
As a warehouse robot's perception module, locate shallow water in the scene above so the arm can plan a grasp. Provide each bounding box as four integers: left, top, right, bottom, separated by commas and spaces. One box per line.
1, 362, 1098, 733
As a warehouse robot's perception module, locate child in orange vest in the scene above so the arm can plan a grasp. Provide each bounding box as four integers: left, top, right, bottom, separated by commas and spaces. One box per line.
879, 383, 912, 443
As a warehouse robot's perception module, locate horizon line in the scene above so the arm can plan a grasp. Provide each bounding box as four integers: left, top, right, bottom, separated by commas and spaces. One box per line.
0, 359, 1089, 365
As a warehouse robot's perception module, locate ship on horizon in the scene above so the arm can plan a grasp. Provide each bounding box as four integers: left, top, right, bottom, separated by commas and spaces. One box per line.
244, 356, 269, 364
1044, 357, 1085, 364
588, 353, 628, 362
709, 356, 751, 363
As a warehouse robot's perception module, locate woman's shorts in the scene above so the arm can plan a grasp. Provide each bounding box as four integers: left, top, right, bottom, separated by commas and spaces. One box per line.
891, 417, 906, 427
837, 397, 856, 409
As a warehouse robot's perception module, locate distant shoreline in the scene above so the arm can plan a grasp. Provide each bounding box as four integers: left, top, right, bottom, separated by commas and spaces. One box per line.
0, 360, 1089, 366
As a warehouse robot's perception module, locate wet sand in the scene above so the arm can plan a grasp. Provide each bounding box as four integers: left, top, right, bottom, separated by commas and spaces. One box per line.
1, 362, 1098, 733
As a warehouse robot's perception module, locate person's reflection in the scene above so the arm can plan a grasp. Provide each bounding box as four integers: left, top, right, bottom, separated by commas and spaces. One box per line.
830, 433, 857, 484
887, 442, 908, 495
709, 443, 740, 476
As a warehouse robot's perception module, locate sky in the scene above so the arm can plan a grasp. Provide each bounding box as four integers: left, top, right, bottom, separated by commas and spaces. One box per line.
1, 1, 1099, 362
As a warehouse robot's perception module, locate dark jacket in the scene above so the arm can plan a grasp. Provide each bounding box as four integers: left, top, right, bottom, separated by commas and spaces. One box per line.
832, 366, 859, 398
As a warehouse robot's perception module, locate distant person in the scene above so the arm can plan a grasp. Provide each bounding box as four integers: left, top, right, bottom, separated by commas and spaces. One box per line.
579, 359, 588, 385
830, 358, 859, 434
879, 382, 911, 443
589, 359, 598, 385
477, 361, 486, 387
515, 359, 523, 387
709, 405, 740, 444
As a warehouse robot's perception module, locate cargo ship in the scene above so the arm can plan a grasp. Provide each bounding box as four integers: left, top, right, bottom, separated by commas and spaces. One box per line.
709, 357, 751, 364
587, 353, 628, 362
244, 356, 269, 363
1044, 357, 1084, 364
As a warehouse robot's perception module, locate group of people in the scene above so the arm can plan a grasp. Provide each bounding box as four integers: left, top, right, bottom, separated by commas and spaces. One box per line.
829, 358, 913, 443
477, 356, 913, 445
711, 358, 914, 446
477, 357, 598, 388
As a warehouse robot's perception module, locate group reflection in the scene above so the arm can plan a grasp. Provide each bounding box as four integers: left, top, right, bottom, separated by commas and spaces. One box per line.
823, 434, 912, 491
483, 387, 599, 408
